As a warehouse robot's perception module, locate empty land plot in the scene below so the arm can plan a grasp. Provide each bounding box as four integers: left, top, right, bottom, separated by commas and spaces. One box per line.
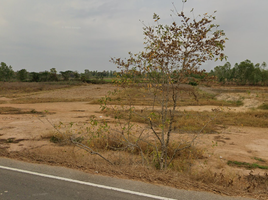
0, 83, 268, 199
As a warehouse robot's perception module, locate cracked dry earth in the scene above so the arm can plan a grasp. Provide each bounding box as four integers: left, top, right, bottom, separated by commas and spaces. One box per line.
0, 84, 268, 181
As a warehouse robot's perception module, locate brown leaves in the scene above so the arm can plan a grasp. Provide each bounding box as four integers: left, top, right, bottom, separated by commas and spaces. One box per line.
110, 8, 227, 86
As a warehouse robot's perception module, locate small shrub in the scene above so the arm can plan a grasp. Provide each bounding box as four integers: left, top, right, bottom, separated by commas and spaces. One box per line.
50, 135, 61, 143
85, 80, 106, 84
30, 109, 38, 113
188, 81, 198, 86
258, 103, 268, 110
6, 138, 14, 143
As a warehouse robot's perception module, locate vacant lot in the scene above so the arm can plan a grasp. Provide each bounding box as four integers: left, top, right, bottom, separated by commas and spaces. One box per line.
0, 82, 268, 199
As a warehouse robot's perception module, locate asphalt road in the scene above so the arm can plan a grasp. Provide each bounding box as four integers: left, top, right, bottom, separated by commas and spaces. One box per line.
0, 158, 256, 200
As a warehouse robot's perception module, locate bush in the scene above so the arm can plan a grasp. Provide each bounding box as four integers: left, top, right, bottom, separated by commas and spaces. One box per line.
85, 79, 106, 84
189, 81, 198, 86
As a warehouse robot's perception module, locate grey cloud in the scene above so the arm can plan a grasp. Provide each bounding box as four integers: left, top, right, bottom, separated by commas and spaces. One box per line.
0, 0, 268, 73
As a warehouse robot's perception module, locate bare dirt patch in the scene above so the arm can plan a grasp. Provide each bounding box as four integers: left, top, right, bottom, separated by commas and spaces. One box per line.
1, 84, 268, 199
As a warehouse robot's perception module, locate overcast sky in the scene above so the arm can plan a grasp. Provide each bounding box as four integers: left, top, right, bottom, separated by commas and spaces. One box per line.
0, 0, 267, 73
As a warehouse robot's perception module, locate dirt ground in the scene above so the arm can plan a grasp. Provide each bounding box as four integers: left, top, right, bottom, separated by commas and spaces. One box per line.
1, 84, 268, 199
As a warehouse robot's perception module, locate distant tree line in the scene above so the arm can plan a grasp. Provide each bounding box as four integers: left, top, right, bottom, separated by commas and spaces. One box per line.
0, 62, 116, 83
210, 60, 268, 85
1, 60, 268, 85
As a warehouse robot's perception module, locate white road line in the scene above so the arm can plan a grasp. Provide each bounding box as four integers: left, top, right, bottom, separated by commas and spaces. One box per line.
0, 165, 176, 200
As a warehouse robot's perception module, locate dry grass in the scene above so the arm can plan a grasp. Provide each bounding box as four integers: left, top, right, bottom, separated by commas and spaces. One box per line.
102, 108, 268, 134
176, 110, 268, 130
191, 168, 268, 197
3, 83, 268, 199
0, 81, 82, 98
44, 119, 204, 171
2, 145, 268, 199
91, 86, 243, 107
258, 103, 268, 110
9, 97, 93, 104
208, 86, 268, 94
0, 106, 45, 114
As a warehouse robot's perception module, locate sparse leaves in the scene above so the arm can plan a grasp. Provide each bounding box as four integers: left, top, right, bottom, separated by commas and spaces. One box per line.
110, 5, 226, 170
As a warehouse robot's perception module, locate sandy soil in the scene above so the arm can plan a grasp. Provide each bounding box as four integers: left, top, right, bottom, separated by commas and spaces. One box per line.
0, 84, 268, 199
1, 84, 267, 165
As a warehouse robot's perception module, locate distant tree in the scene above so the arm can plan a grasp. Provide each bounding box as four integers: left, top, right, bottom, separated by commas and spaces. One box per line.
0, 62, 14, 81
255, 62, 267, 85
17, 69, 28, 82
30, 72, 40, 82
262, 70, 268, 85
60, 70, 73, 81
73, 71, 80, 79
80, 74, 86, 82
49, 68, 58, 81
84, 69, 90, 80
94, 72, 102, 80
212, 60, 268, 85
233, 60, 255, 85
92, 71, 97, 77
213, 62, 232, 83
39, 71, 50, 82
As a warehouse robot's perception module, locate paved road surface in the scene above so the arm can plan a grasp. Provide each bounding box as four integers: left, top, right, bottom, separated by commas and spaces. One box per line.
0, 158, 256, 200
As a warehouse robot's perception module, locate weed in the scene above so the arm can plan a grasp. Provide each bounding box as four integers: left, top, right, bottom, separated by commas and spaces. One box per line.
258, 103, 268, 110
30, 109, 38, 113
50, 135, 61, 143
253, 157, 266, 163
41, 131, 66, 144
227, 160, 268, 170
6, 138, 14, 143
189, 81, 198, 86
235, 100, 243, 106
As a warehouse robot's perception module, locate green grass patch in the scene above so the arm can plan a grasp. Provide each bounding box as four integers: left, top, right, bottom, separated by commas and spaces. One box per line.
253, 157, 266, 163
103, 78, 114, 83
227, 160, 268, 170
258, 103, 268, 110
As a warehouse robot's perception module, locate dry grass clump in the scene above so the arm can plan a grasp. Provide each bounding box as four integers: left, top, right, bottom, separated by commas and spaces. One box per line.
0, 107, 44, 114
46, 119, 204, 171
218, 111, 268, 128
41, 131, 65, 144
191, 168, 268, 197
